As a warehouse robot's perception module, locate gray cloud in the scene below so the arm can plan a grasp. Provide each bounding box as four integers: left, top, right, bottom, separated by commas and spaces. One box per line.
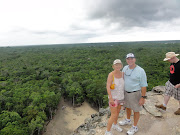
11, 28, 63, 36
10, 27, 98, 43
31, 30, 97, 40
85, 0, 180, 28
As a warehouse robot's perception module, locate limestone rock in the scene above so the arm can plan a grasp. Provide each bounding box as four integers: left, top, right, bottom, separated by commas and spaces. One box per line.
143, 98, 162, 117
152, 86, 165, 94
73, 85, 179, 135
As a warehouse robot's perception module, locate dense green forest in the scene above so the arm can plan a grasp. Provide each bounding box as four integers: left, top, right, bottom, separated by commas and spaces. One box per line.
0, 41, 180, 134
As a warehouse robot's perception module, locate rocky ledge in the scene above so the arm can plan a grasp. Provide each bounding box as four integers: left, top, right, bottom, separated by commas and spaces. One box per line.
72, 86, 180, 135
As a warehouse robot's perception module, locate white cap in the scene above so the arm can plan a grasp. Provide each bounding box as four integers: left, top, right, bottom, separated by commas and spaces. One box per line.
113, 59, 122, 65
126, 53, 135, 58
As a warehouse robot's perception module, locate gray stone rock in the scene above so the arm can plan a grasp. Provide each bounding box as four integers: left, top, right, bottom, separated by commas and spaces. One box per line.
146, 91, 160, 96
98, 122, 107, 128
92, 116, 101, 123
88, 129, 96, 135
152, 86, 165, 94
99, 108, 110, 116
84, 118, 92, 124
143, 98, 162, 117
119, 109, 125, 117
86, 123, 97, 130
91, 113, 98, 118
76, 124, 86, 132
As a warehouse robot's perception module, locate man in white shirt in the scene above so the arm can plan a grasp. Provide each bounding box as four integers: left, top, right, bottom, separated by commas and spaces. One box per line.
119, 53, 148, 135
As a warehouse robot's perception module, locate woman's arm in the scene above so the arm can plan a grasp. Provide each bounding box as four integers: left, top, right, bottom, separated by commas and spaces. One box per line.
106, 72, 114, 105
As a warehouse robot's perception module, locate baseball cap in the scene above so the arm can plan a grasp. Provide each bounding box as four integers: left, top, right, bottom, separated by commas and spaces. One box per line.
113, 59, 122, 65
126, 53, 135, 58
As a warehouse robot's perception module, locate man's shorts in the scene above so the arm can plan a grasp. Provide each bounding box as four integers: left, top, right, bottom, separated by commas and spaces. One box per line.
109, 99, 124, 107
165, 80, 180, 100
124, 90, 142, 112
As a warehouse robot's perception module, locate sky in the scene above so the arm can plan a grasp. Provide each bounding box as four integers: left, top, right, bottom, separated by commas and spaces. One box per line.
0, 0, 180, 46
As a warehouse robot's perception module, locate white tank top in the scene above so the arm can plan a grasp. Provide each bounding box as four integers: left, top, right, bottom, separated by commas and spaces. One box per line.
110, 77, 124, 100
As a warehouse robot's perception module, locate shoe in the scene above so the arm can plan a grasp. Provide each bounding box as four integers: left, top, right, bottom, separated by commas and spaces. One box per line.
105, 131, 113, 135
119, 119, 132, 126
127, 126, 138, 135
174, 108, 180, 115
112, 124, 123, 132
155, 104, 166, 111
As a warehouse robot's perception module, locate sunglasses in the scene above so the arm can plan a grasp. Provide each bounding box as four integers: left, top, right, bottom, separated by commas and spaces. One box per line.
124, 66, 136, 76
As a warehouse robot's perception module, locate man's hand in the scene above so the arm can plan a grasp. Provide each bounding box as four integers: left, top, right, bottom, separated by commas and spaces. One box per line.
175, 84, 180, 88
139, 98, 145, 106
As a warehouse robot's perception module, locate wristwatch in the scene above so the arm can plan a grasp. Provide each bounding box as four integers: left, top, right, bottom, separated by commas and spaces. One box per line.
141, 96, 147, 99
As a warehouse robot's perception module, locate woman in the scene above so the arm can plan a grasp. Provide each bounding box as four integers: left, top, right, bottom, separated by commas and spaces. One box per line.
105, 59, 124, 135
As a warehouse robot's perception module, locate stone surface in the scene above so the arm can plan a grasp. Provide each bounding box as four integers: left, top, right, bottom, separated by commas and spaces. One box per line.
152, 86, 165, 94
72, 88, 180, 135
143, 97, 162, 117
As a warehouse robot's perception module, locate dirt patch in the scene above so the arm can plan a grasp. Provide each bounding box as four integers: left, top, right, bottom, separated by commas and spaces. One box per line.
42, 99, 98, 135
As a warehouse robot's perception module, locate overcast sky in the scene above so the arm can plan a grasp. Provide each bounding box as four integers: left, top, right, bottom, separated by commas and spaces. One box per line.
0, 0, 180, 46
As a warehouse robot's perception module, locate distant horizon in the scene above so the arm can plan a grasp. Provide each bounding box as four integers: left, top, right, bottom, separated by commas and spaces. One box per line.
1, 39, 180, 48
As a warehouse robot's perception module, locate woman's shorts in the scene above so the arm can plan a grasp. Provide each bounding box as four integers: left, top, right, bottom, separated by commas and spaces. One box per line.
165, 80, 180, 100
109, 99, 124, 107
124, 90, 142, 112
